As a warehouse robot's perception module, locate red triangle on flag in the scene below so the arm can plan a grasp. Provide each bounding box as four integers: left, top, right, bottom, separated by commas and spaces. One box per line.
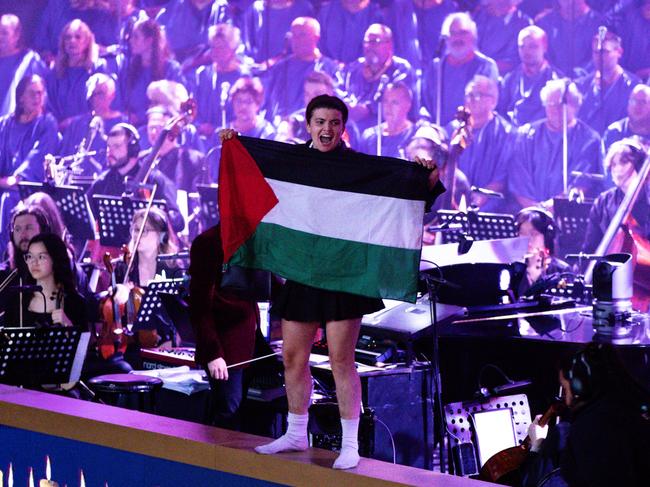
219, 136, 279, 262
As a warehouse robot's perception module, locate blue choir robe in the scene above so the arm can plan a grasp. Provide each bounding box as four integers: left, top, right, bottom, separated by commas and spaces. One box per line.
603, 118, 650, 153
46, 60, 108, 123
422, 51, 499, 126
116, 57, 186, 127
156, 0, 216, 62
205, 118, 277, 182
618, 7, 650, 76
318, 0, 383, 64
536, 8, 604, 77
0, 113, 59, 250
33, 0, 117, 54
576, 70, 640, 134
341, 56, 416, 132
498, 63, 563, 126
0, 50, 47, 117
264, 55, 341, 121
359, 124, 416, 158
413, 0, 457, 66
381, 0, 421, 68
508, 119, 603, 204
450, 113, 513, 212
242, 0, 314, 63
474, 7, 532, 74
189, 64, 251, 129
59, 113, 127, 175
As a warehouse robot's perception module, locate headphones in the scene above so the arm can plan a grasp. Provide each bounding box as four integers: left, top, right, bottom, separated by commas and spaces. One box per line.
114, 122, 141, 159
516, 207, 557, 254
567, 350, 593, 399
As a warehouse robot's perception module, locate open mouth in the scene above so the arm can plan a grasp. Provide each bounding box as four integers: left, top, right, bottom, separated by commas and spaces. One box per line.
320, 134, 333, 144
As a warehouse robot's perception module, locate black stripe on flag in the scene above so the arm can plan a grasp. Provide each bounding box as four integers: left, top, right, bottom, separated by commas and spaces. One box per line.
238, 136, 432, 202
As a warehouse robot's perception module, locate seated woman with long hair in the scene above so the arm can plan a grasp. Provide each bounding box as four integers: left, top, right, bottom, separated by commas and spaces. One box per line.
3, 233, 87, 329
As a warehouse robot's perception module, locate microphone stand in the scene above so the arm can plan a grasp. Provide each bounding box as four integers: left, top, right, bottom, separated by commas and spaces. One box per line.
562, 81, 570, 195
435, 56, 443, 126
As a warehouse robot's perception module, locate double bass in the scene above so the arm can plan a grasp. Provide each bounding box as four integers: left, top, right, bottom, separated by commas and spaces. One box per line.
442, 106, 472, 209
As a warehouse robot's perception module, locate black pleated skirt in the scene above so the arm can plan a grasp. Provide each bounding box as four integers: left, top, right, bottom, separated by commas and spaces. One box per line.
271, 280, 384, 323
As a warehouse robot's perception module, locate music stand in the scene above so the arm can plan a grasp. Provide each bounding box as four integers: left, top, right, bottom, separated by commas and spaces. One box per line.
197, 184, 219, 228
133, 278, 187, 332
0, 327, 90, 386
553, 197, 592, 256
436, 210, 518, 244
18, 182, 95, 241
91, 195, 167, 247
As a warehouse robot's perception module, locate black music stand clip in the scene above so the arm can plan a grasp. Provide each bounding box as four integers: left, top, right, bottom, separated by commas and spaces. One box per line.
0, 327, 90, 387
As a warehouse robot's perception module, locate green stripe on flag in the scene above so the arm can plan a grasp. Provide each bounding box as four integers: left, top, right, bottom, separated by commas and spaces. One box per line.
229, 222, 421, 302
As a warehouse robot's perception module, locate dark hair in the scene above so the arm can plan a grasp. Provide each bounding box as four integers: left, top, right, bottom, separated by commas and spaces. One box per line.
27, 233, 77, 294
560, 343, 650, 414
9, 204, 52, 273
515, 207, 557, 255
14, 74, 44, 119
230, 76, 265, 106
304, 71, 335, 91
305, 95, 348, 125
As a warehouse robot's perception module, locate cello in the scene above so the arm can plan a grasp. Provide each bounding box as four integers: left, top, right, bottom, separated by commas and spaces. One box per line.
585, 143, 650, 311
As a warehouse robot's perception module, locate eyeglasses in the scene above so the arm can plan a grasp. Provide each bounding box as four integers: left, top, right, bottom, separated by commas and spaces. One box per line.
24, 253, 51, 264
363, 38, 390, 45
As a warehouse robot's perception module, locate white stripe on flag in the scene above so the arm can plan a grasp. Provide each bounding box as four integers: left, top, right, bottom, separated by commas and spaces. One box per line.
263, 178, 425, 250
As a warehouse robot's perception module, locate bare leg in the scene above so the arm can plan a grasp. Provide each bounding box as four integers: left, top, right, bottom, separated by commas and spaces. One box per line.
255, 319, 318, 454
326, 318, 362, 469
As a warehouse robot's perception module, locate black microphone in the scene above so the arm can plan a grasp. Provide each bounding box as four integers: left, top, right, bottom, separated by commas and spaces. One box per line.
597, 25, 607, 51
436, 35, 448, 58
493, 379, 532, 394
7, 285, 43, 293
373, 74, 390, 103
471, 185, 504, 199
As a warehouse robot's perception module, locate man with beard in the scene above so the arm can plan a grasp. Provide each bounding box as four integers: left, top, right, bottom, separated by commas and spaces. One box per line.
87, 123, 184, 233
421, 12, 499, 126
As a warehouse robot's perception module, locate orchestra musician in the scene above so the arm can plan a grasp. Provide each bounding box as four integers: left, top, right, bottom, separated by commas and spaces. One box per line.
189, 225, 257, 430
86, 123, 185, 232
520, 343, 650, 487
222, 94, 443, 469
515, 206, 570, 297
2, 233, 87, 330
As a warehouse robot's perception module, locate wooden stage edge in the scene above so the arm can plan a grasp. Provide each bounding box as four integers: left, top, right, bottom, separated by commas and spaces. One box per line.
0, 385, 498, 486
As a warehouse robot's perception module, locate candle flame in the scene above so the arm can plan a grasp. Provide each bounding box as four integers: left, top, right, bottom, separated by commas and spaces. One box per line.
46, 456, 52, 480
79, 470, 85, 487
7, 463, 13, 487
28, 467, 34, 487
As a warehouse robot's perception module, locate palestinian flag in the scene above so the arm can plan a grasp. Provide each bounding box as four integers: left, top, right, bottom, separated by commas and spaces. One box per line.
219, 136, 439, 302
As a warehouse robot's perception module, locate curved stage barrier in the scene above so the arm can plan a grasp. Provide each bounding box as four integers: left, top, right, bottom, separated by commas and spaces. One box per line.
0, 385, 499, 486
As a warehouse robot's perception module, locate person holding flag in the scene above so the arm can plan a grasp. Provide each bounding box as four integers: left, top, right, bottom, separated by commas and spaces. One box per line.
219, 94, 443, 469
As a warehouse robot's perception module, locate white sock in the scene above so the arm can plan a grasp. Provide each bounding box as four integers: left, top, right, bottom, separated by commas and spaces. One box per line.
333, 417, 360, 469
254, 412, 309, 454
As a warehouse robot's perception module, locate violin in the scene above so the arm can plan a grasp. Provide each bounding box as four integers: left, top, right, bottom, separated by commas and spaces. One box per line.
98, 252, 129, 359
444, 106, 472, 209
128, 98, 198, 198
479, 401, 566, 485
